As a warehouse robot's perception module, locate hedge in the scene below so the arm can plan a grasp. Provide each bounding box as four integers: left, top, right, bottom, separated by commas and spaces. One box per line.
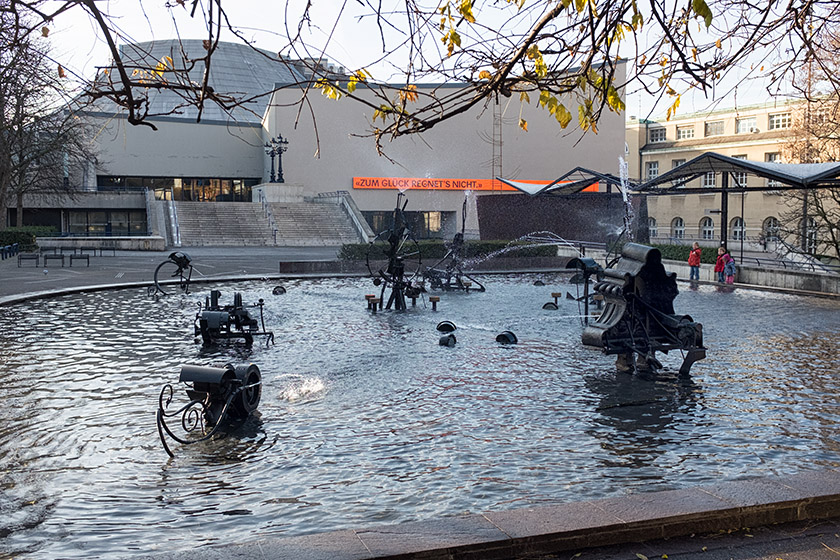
652, 243, 718, 265
0, 226, 50, 251
338, 239, 558, 261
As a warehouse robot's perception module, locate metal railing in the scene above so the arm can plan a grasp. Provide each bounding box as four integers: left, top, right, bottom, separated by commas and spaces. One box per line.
257, 190, 279, 244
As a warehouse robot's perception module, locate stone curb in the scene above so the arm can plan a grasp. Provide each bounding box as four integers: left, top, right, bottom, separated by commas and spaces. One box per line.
133, 470, 840, 560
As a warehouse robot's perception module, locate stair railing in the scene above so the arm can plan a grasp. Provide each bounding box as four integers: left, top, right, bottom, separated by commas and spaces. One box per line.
257, 189, 279, 245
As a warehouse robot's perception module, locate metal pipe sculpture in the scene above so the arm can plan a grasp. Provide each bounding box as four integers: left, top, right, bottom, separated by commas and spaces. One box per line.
565, 256, 604, 325
365, 192, 424, 310
194, 290, 275, 347
581, 243, 706, 375
156, 363, 262, 457
423, 197, 486, 292
151, 251, 193, 295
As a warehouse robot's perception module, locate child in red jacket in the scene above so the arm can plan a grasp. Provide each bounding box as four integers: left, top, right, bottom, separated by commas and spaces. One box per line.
688, 242, 702, 281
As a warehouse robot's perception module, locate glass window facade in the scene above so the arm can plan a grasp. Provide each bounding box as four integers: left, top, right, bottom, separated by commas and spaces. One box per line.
97, 176, 259, 202
67, 210, 147, 235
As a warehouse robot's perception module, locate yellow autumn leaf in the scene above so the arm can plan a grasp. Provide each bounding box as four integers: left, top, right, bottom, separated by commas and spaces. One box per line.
458, 0, 476, 23
479, 70, 492, 80
519, 118, 528, 131
41, 26, 50, 37
555, 103, 572, 128
519, 91, 530, 103
57, 65, 66, 78
399, 85, 418, 103
715, 38, 722, 48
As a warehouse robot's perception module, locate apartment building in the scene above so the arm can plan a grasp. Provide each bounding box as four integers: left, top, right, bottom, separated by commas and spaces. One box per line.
626, 100, 802, 249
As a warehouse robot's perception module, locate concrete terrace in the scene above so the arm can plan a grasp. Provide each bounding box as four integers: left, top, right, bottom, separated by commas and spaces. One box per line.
2, 246, 839, 559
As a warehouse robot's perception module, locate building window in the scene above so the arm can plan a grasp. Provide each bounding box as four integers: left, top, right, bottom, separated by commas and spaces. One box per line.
765, 152, 782, 188
676, 126, 695, 139
700, 217, 714, 240
732, 155, 748, 187
671, 159, 686, 186
763, 217, 779, 243
703, 172, 716, 187
671, 217, 685, 239
736, 116, 757, 134
649, 217, 658, 238
731, 217, 746, 241
768, 112, 791, 130
704, 120, 724, 136
646, 161, 659, 179
649, 127, 667, 143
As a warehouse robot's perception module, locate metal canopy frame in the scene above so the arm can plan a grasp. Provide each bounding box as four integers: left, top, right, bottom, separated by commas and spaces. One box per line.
634, 152, 840, 253
497, 167, 638, 197
636, 152, 840, 195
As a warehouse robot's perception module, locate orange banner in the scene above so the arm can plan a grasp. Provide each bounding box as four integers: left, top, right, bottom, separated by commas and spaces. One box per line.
352, 177, 598, 193
353, 177, 517, 191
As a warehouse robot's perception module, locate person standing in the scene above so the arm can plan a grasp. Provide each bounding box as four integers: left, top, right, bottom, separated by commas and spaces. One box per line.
714, 246, 726, 283
723, 251, 737, 284
688, 242, 702, 281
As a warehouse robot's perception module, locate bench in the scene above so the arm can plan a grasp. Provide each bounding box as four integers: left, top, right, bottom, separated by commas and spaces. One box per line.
70, 254, 90, 267
18, 253, 39, 267
79, 247, 97, 256
60, 247, 77, 256
43, 254, 65, 267
99, 244, 116, 256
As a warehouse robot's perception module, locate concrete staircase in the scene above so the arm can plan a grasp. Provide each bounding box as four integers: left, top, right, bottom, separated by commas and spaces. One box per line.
174, 202, 275, 246
268, 201, 362, 246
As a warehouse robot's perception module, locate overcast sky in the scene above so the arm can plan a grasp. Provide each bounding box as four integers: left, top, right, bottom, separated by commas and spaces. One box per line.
44, 0, 783, 122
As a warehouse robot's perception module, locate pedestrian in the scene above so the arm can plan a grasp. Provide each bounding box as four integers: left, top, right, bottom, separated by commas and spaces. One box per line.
723, 251, 737, 284
688, 242, 702, 281
714, 246, 726, 283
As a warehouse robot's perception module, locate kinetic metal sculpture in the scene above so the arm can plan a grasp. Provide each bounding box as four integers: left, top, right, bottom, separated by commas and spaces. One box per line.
156, 363, 262, 457
581, 243, 706, 375
195, 290, 275, 347
423, 197, 485, 292
366, 192, 424, 310
152, 251, 193, 295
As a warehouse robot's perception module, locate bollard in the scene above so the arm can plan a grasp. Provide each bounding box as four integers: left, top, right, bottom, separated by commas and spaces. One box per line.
438, 333, 456, 347
496, 331, 518, 344
365, 294, 376, 309
542, 302, 559, 310
436, 320, 457, 332
273, 286, 286, 295
429, 296, 440, 311
370, 298, 381, 313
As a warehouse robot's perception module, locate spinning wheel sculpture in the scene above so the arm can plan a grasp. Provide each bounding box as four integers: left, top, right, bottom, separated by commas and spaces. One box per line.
423, 197, 485, 292
151, 251, 193, 295
366, 193, 424, 310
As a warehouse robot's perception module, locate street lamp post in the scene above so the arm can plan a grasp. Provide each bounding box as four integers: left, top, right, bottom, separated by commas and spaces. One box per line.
263, 135, 290, 183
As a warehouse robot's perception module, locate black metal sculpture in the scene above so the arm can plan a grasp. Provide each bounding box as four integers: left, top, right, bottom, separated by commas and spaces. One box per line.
565, 256, 604, 325
365, 192, 424, 310
194, 290, 275, 347
156, 363, 262, 457
581, 243, 706, 375
152, 251, 193, 295
423, 197, 485, 292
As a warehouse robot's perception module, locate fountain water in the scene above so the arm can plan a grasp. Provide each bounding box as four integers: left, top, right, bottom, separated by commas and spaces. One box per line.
3, 277, 840, 558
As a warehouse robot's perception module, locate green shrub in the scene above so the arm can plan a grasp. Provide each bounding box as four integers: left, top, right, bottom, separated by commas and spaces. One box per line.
0, 227, 42, 251
338, 239, 557, 261
651, 243, 717, 264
